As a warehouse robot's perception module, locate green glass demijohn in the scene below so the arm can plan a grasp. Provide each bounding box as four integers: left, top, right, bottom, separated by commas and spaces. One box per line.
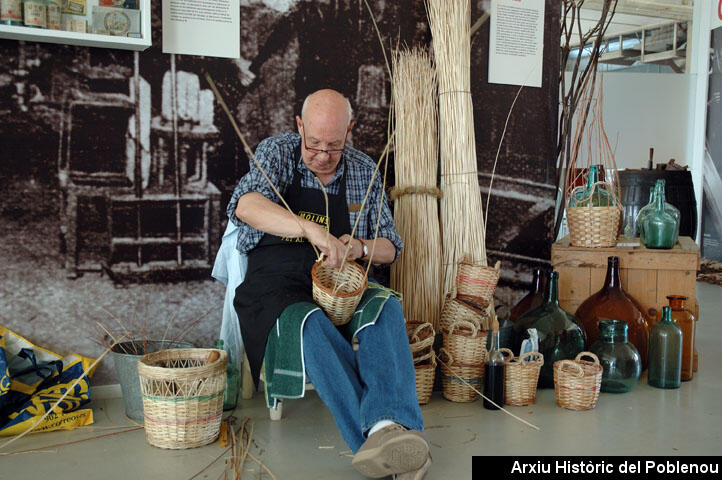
641, 182, 679, 249
568, 165, 613, 208
513, 270, 585, 389
589, 320, 642, 393
648, 306, 682, 389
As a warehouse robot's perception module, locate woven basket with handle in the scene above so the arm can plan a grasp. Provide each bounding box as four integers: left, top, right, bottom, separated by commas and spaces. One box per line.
414, 353, 436, 405
439, 296, 489, 332
566, 188, 622, 248
455, 260, 501, 307
438, 348, 483, 403
311, 260, 368, 325
553, 351, 602, 411
138, 348, 227, 449
408, 322, 435, 363
442, 319, 487, 365
501, 349, 544, 406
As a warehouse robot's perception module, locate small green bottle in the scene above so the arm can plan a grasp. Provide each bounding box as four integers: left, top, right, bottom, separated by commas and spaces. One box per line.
215, 339, 240, 411
648, 306, 682, 389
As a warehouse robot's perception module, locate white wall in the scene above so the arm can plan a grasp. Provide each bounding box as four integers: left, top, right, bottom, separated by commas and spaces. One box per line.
565, 71, 691, 171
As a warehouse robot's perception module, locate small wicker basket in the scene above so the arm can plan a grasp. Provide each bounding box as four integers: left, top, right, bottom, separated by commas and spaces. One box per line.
566, 204, 622, 248
138, 348, 227, 449
455, 260, 501, 307
438, 348, 483, 403
439, 296, 489, 332
408, 322, 435, 363
414, 354, 436, 405
442, 319, 488, 365
502, 349, 544, 406
311, 260, 368, 325
553, 352, 602, 411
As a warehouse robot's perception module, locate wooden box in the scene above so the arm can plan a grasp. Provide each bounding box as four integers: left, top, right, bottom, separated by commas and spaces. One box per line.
551, 236, 700, 322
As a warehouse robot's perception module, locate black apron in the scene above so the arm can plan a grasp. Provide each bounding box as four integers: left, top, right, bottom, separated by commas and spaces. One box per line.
233, 149, 351, 387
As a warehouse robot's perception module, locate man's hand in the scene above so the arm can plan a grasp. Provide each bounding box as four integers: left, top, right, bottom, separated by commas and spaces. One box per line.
305, 223, 348, 270
338, 234, 364, 261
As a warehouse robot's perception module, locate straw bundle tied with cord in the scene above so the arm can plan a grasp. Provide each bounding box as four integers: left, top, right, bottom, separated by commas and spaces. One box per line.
205, 73, 392, 325
389, 47, 444, 331
427, 0, 488, 299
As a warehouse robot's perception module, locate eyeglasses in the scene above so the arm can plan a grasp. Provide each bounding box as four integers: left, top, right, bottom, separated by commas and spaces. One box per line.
301, 123, 348, 156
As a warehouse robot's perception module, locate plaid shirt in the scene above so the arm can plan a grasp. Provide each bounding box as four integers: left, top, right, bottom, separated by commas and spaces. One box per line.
226, 133, 402, 260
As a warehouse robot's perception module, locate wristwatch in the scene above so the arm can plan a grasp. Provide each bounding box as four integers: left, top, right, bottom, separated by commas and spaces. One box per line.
359, 239, 368, 259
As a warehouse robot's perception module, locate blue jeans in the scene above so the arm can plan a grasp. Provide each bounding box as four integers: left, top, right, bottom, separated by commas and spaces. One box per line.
302, 297, 424, 452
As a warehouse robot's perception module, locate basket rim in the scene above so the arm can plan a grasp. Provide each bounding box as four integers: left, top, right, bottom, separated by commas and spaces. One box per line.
311, 261, 368, 299
137, 348, 227, 376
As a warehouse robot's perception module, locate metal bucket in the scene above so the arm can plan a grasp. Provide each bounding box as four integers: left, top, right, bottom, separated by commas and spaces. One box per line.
110, 340, 194, 421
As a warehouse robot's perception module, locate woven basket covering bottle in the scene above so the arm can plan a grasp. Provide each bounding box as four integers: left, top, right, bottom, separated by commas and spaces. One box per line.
589, 320, 641, 393
509, 268, 546, 323
667, 295, 695, 381
575, 256, 649, 369
513, 271, 585, 388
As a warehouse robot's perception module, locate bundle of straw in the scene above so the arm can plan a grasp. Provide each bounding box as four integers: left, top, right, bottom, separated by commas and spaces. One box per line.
427, 0, 488, 298
389, 47, 443, 329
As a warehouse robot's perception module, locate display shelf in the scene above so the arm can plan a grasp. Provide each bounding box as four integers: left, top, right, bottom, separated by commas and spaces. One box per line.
0, 0, 151, 51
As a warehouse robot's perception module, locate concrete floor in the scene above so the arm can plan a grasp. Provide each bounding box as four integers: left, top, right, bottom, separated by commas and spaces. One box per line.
2, 282, 721, 479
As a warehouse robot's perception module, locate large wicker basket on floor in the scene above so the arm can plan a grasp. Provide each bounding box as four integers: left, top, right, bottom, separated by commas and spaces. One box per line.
438, 348, 483, 403
443, 319, 488, 365
439, 296, 489, 332
566, 204, 622, 248
502, 349, 544, 406
414, 354, 436, 405
553, 352, 602, 411
138, 348, 227, 449
455, 260, 501, 307
312, 260, 368, 325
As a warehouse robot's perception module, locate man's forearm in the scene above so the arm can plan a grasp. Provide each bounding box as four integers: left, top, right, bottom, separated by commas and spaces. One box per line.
361, 237, 396, 265
235, 192, 312, 238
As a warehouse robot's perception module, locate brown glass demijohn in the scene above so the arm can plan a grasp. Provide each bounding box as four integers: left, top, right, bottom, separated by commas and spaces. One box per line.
510, 268, 546, 323
575, 256, 650, 369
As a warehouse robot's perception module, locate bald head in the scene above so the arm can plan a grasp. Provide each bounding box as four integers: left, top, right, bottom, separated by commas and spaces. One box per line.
301, 89, 353, 128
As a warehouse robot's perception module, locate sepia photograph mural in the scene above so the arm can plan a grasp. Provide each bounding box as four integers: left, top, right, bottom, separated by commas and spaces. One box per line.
0, 0, 559, 383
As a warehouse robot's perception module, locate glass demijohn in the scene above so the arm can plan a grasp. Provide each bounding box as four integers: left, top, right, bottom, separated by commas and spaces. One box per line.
590, 320, 641, 393
513, 270, 585, 388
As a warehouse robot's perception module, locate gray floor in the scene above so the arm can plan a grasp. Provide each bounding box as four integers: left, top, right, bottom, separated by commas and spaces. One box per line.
2, 282, 721, 479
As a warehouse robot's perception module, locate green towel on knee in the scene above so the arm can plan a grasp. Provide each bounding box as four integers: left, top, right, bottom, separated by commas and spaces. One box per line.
264, 283, 401, 408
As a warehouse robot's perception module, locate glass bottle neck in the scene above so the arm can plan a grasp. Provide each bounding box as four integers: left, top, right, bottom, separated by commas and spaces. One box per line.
668, 297, 686, 310
545, 273, 559, 306
586, 166, 599, 189
661, 307, 673, 323
532, 269, 543, 293
603, 257, 621, 290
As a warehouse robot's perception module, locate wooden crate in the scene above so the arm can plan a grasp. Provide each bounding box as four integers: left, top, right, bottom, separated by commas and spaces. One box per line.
551, 236, 700, 323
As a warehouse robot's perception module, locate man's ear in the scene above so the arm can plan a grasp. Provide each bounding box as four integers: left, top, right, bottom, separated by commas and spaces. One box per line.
296, 115, 303, 133
347, 120, 355, 133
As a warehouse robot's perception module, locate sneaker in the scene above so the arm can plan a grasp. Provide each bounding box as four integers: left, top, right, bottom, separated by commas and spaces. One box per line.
351, 425, 429, 478
393, 453, 432, 480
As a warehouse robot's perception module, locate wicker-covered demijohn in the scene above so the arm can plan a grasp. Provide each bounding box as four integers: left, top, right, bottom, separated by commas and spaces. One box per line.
312, 260, 368, 325
566, 182, 622, 248
553, 351, 602, 411
502, 349, 544, 406
138, 348, 227, 449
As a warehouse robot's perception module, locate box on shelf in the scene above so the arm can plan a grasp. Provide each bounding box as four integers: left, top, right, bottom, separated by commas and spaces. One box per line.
91, 5, 140, 36
551, 236, 700, 323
